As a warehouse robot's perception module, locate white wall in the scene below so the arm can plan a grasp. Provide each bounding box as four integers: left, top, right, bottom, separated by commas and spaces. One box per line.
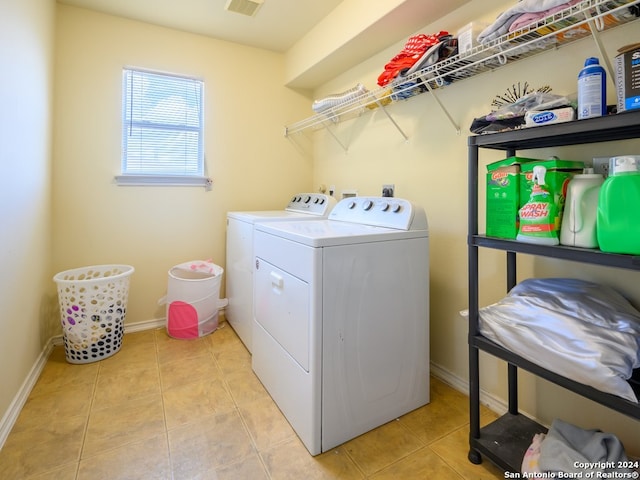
52, 5, 313, 327
308, 1, 640, 454
0, 0, 55, 436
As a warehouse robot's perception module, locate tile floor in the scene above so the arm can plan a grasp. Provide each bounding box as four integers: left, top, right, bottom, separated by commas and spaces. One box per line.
0, 322, 504, 480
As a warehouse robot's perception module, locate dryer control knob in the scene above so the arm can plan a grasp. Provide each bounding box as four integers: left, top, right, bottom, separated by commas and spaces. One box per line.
363, 200, 374, 211
348, 201, 357, 209
380, 202, 390, 212
392, 203, 402, 213
303, 196, 311, 203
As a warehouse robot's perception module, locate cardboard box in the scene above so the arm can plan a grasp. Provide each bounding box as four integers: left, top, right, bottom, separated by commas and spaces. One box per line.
519, 159, 584, 232
615, 42, 640, 113
486, 157, 537, 239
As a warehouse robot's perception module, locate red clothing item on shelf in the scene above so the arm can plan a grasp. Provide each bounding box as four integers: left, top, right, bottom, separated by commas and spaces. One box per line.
377, 31, 449, 87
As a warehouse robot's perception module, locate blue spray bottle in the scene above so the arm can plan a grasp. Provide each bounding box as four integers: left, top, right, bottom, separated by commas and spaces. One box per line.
578, 57, 606, 119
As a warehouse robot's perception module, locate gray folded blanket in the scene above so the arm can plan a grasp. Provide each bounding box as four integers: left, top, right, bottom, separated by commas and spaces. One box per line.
539, 419, 633, 475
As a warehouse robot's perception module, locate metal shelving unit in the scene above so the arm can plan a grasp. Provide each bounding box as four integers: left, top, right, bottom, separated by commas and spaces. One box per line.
284, 0, 639, 143
467, 110, 640, 473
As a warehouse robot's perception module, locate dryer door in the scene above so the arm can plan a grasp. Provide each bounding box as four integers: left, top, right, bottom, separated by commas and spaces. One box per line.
254, 258, 310, 371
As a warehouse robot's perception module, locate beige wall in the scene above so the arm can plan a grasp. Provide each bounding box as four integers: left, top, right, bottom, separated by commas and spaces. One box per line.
309, 1, 640, 454
0, 0, 55, 429
52, 5, 313, 327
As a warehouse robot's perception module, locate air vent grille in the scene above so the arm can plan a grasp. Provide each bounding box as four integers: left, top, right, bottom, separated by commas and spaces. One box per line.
225, 0, 264, 17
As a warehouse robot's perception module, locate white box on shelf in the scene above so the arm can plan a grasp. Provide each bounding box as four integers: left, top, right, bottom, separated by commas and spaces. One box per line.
456, 22, 488, 56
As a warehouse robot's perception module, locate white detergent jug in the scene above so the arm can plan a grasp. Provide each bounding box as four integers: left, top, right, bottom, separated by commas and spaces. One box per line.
560, 168, 604, 248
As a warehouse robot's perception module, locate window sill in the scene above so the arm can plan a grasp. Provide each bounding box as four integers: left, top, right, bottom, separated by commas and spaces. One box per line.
114, 175, 212, 189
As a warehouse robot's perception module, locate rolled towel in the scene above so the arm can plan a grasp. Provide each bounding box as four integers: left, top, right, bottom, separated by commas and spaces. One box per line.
312, 83, 368, 113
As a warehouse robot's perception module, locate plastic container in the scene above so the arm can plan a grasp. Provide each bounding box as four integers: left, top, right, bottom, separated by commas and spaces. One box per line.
578, 57, 606, 120
164, 261, 227, 339
597, 155, 640, 254
53, 264, 134, 364
560, 168, 604, 248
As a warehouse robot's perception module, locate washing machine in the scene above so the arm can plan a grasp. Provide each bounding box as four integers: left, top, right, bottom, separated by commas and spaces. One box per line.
225, 193, 336, 352
252, 196, 430, 455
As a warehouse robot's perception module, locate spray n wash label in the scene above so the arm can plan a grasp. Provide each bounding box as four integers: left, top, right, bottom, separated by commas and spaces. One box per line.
519, 158, 583, 228
517, 166, 560, 245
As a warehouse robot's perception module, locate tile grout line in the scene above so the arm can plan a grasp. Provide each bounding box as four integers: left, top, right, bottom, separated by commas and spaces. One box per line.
75, 352, 102, 479
338, 446, 369, 479
154, 328, 177, 480
429, 423, 476, 480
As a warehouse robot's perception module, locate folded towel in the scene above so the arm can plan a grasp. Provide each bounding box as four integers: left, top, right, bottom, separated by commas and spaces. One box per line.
312, 83, 368, 113
509, 0, 581, 32
478, 0, 574, 44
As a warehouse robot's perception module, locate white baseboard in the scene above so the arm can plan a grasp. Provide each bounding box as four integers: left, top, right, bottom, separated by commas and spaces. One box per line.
430, 361, 508, 415
0, 317, 165, 450
124, 317, 166, 334
0, 342, 54, 449
431, 362, 545, 433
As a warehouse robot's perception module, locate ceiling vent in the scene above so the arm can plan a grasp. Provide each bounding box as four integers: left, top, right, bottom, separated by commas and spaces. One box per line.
225, 0, 264, 17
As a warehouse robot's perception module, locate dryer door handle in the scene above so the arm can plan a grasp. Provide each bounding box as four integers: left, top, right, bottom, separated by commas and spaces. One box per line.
270, 271, 284, 289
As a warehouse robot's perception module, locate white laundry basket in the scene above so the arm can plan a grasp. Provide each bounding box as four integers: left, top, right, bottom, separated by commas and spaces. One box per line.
164, 261, 227, 339
53, 264, 134, 364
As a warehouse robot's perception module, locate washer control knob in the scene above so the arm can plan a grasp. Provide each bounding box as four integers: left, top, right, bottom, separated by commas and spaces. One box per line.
380, 202, 390, 212
318, 198, 325, 204
363, 200, 374, 211
303, 195, 311, 203
392, 203, 402, 213
348, 201, 357, 209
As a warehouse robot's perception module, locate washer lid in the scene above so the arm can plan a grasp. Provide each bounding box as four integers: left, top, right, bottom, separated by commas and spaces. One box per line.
227, 210, 317, 223
254, 218, 428, 247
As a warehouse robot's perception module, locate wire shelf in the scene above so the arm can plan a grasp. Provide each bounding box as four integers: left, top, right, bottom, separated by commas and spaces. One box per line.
284, 0, 640, 137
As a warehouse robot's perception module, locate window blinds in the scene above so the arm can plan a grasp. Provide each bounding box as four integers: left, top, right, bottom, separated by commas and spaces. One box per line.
121, 68, 204, 178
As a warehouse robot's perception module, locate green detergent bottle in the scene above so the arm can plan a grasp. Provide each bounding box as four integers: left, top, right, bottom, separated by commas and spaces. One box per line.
597, 155, 640, 254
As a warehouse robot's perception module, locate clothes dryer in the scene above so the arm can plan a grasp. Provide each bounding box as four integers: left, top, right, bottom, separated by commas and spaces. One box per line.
252, 196, 429, 455
226, 193, 336, 351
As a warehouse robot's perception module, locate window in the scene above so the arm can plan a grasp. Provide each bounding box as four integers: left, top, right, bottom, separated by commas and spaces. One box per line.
117, 68, 209, 187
